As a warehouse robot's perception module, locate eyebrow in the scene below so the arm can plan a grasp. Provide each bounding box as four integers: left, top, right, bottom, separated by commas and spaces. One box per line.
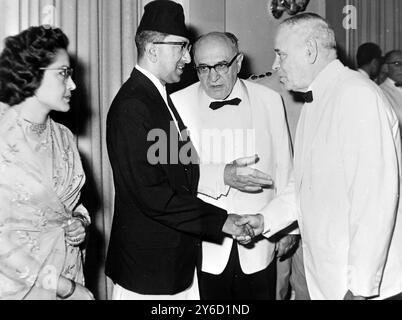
48, 65, 71, 69
198, 59, 230, 65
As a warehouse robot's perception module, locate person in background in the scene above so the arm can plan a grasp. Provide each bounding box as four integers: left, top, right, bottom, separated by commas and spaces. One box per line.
0, 25, 93, 300
172, 32, 296, 300
356, 42, 383, 81
380, 50, 402, 131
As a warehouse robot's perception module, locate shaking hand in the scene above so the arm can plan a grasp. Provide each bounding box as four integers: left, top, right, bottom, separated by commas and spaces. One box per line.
222, 214, 255, 243
232, 214, 264, 245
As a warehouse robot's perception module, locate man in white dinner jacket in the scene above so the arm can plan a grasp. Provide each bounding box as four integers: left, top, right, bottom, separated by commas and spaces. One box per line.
172, 31, 297, 300
239, 13, 402, 300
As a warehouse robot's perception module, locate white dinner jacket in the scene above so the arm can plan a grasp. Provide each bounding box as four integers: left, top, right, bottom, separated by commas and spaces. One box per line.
262, 60, 402, 299
172, 79, 293, 274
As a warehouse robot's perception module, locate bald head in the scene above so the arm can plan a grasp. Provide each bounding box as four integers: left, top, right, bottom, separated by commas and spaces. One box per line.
193, 32, 243, 99
193, 32, 239, 61
279, 13, 337, 55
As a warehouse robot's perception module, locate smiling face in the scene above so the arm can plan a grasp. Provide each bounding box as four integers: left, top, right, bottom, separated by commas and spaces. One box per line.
272, 26, 312, 92
34, 49, 76, 113
155, 34, 191, 85
194, 35, 243, 100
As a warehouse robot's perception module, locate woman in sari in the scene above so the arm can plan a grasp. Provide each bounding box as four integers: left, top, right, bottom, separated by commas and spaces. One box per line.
0, 25, 93, 300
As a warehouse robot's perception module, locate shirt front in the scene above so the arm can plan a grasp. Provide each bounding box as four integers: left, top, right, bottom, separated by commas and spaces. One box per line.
191, 79, 254, 167
184, 79, 255, 215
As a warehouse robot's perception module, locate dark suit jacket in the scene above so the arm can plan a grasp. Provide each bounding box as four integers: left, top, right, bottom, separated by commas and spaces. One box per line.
105, 68, 227, 295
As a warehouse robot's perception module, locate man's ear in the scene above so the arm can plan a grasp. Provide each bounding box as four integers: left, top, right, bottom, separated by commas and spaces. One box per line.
236, 53, 244, 73
145, 43, 158, 63
306, 38, 318, 64
371, 58, 381, 71
381, 63, 389, 74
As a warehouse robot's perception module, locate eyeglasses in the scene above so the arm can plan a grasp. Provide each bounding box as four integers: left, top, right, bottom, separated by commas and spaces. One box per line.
195, 53, 240, 75
152, 41, 192, 55
39, 66, 74, 81
385, 61, 402, 67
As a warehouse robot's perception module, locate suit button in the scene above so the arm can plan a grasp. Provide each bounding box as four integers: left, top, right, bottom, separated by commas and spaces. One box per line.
182, 185, 190, 192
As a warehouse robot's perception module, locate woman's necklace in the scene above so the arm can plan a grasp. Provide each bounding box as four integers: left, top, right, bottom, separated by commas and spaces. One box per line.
23, 118, 47, 135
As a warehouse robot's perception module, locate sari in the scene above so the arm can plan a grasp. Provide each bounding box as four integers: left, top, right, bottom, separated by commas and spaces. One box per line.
0, 107, 88, 299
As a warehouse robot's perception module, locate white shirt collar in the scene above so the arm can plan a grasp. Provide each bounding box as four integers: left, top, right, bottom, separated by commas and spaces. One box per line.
307, 59, 344, 98
384, 77, 402, 91
386, 77, 397, 86
357, 68, 370, 79
198, 79, 247, 106
135, 64, 167, 102
135, 65, 184, 138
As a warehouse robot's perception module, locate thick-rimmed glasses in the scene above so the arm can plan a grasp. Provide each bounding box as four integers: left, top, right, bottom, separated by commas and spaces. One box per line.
152, 41, 192, 55
39, 66, 74, 82
195, 53, 240, 75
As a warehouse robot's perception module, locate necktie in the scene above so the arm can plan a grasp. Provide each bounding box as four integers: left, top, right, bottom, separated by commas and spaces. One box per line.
209, 97, 242, 110
167, 93, 199, 165
300, 91, 313, 103
166, 94, 187, 134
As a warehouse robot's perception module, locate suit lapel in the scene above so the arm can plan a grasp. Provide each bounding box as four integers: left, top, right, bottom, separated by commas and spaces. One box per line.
130, 69, 199, 190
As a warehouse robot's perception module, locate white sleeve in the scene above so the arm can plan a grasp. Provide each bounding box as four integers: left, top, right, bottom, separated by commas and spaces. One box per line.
260, 178, 299, 238
198, 163, 230, 199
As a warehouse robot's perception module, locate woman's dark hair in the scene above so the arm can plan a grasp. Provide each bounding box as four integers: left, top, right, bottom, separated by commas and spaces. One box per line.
0, 25, 69, 106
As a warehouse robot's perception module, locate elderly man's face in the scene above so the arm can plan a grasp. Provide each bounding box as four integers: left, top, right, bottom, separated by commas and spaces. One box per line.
194, 36, 242, 100
386, 51, 402, 84
272, 26, 312, 92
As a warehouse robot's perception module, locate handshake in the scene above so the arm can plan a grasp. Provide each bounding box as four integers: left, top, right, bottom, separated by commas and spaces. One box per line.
222, 214, 264, 245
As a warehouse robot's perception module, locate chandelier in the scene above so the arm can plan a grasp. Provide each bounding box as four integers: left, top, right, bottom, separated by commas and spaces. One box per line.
270, 0, 310, 19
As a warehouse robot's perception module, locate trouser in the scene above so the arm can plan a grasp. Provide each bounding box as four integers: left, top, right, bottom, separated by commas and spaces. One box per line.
197, 242, 276, 300
290, 241, 311, 300
276, 257, 292, 299
384, 292, 402, 300
111, 267, 200, 300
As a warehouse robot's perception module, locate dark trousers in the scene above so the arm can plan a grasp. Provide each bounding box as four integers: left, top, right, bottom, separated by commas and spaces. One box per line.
197, 242, 276, 300
385, 292, 402, 300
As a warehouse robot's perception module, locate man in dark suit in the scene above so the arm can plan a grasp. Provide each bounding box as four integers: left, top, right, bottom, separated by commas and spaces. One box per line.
105, 0, 265, 299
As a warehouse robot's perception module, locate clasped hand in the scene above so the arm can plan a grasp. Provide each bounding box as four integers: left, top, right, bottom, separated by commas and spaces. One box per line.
222, 214, 264, 245
64, 216, 87, 246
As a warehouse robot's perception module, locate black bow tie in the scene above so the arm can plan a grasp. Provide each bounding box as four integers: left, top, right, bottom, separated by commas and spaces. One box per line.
299, 91, 313, 103
395, 82, 402, 87
209, 97, 241, 110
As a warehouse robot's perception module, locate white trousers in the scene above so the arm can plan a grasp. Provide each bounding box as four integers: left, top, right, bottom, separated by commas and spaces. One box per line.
112, 268, 200, 300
